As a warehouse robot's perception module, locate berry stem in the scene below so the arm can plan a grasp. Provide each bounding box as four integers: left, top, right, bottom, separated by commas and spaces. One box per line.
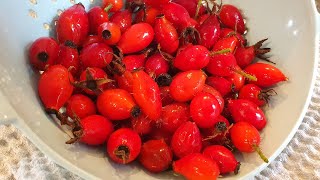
253, 144, 269, 163
195, 0, 203, 19
210, 48, 232, 56
104, 4, 113, 13
233, 68, 257, 81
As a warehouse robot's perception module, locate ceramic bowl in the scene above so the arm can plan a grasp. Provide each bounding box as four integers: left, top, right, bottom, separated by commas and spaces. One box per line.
0, 0, 319, 179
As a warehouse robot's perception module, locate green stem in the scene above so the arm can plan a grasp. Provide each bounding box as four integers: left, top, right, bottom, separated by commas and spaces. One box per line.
104, 4, 113, 13
194, 0, 203, 19
210, 48, 232, 56
234, 68, 257, 82
253, 144, 269, 163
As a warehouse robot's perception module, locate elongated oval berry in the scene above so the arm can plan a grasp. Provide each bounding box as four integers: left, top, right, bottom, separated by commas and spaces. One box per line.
228, 99, 267, 130
117, 23, 155, 54
230, 122, 260, 153
171, 122, 202, 158
154, 15, 179, 54
131, 114, 152, 135
198, 15, 221, 49
173, 153, 220, 180
97, 89, 140, 121
56, 3, 89, 46
107, 128, 141, 164
206, 54, 237, 77
158, 103, 190, 134
29, 37, 59, 71
135, 7, 160, 26
173, 45, 210, 71
80, 43, 113, 69
173, 0, 206, 17
239, 84, 274, 106
38, 65, 74, 111
162, 2, 191, 30
56, 42, 79, 76
170, 70, 207, 102
244, 63, 287, 87
132, 70, 162, 120
122, 54, 146, 72
203, 145, 240, 174
190, 92, 221, 128
79, 115, 113, 145
219, 4, 246, 34
139, 139, 173, 173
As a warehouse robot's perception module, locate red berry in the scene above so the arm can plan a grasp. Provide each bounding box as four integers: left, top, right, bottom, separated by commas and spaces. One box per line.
219, 4, 246, 34
56, 3, 89, 46
154, 15, 179, 54
198, 15, 221, 49
97, 89, 140, 121
124, 54, 146, 71
139, 139, 173, 173
170, 70, 206, 102
80, 43, 113, 69
173, 153, 220, 180
79, 115, 113, 145
66, 94, 96, 119
144, 0, 170, 8
38, 65, 74, 111
162, 2, 191, 30
206, 53, 238, 77
244, 63, 287, 87
226, 69, 245, 91
29, 37, 59, 71
77, 67, 110, 95
203, 145, 240, 174
147, 128, 172, 145
173, 45, 210, 71
228, 99, 267, 130
171, 122, 202, 158
98, 22, 121, 45
158, 103, 190, 134
56, 42, 79, 76
107, 128, 142, 164
206, 76, 233, 97
212, 36, 239, 53
132, 70, 162, 121
220, 28, 246, 47
145, 53, 169, 77
87, 6, 109, 34
202, 84, 224, 113
239, 84, 273, 106
117, 23, 155, 54
201, 115, 231, 144
131, 114, 153, 135
190, 92, 221, 128
230, 122, 269, 163
110, 10, 133, 33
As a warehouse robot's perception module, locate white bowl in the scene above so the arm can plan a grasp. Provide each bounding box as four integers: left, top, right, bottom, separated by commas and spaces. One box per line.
0, 0, 319, 179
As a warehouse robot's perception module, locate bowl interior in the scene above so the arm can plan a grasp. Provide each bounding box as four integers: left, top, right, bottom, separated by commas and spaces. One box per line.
0, 0, 318, 179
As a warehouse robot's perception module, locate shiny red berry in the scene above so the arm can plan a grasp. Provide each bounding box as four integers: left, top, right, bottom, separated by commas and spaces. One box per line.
56, 3, 89, 46
38, 65, 74, 111
56, 41, 79, 76
171, 122, 202, 158
97, 89, 140, 121
87, 6, 109, 35
145, 53, 169, 77
203, 145, 240, 174
66, 94, 96, 119
139, 139, 173, 173
80, 43, 113, 69
173, 153, 220, 180
107, 128, 142, 164
98, 22, 121, 45
29, 37, 59, 71
219, 4, 246, 34
110, 10, 133, 33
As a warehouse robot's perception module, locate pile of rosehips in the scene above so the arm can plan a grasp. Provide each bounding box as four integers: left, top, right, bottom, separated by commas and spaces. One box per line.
29, 0, 287, 179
